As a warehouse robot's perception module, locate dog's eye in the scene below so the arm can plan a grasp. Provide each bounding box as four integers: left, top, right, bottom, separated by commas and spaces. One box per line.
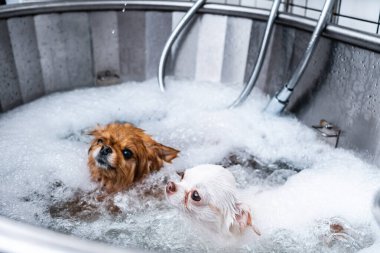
97, 139, 103, 144
122, 148, 133, 159
191, 190, 201, 201
177, 171, 185, 180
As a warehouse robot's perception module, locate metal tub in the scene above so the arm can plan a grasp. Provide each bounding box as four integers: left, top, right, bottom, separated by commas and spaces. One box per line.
0, 0, 380, 252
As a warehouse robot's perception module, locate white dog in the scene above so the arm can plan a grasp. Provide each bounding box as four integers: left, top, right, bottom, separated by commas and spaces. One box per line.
165, 164, 261, 238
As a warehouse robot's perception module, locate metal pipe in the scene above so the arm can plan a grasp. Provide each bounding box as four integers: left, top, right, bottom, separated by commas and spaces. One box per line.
158, 0, 206, 92
229, 0, 281, 108
265, 0, 336, 115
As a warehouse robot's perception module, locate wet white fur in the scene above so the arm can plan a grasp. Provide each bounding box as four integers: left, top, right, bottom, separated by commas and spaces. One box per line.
166, 164, 255, 238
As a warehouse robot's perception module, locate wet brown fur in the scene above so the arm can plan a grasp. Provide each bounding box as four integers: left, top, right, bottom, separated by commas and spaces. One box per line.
88, 123, 179, 193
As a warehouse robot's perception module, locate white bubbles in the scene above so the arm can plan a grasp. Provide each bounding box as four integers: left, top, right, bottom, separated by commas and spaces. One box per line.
0, 79, 380, 252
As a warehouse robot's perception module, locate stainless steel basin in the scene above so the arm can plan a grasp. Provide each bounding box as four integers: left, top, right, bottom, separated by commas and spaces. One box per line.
1, 1, 380, 252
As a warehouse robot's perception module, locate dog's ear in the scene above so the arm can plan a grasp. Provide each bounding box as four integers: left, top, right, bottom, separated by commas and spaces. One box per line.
234, 203, 261, 236
154, 143, 180, 163
87, 124, 102, 136
88, 129, 98, 136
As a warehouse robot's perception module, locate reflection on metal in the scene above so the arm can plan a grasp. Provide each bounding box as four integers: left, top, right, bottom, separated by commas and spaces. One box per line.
96, 70, 120, 86
229, 0, 281, 108
373, 190, 380, 227
312, 119, 341, 148
0, 216, 138, 253
158, 0, 206, 92
265, 0, 336, 115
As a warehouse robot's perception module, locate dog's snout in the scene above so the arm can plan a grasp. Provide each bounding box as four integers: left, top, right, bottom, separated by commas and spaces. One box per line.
100, 145, 112, 156
166, 181, 176, 194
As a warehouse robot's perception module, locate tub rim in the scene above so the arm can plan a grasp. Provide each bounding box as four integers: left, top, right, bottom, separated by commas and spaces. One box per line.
0, 216, 141, 253
0, 0, 379, 53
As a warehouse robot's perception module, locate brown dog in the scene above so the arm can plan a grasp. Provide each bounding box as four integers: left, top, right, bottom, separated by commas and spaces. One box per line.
88, 123, 179, 193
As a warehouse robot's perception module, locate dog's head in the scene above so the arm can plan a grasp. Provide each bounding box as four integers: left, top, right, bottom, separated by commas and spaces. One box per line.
88, 123, 179, 192
165, 164, 260, 237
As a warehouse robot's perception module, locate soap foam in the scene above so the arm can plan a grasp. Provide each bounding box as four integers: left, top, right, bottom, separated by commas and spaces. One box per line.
0, 79, 380, 252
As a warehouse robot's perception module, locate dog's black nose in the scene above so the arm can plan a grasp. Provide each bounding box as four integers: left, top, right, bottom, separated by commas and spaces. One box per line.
100, 146, 112, 156
166, 181, 176, 194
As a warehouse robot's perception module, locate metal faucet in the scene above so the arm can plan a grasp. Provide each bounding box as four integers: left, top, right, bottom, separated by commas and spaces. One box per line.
265, 0, 336, 115
158, 0, 206, 92
229, 0, 281, 108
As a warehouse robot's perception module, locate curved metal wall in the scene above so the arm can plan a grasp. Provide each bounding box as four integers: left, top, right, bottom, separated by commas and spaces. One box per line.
0, 10, 174, 111
0, 8, 259, 111
254, 23, 380, 163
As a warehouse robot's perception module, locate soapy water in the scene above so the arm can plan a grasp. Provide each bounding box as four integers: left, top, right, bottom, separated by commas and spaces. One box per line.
1, 79, 380, 252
